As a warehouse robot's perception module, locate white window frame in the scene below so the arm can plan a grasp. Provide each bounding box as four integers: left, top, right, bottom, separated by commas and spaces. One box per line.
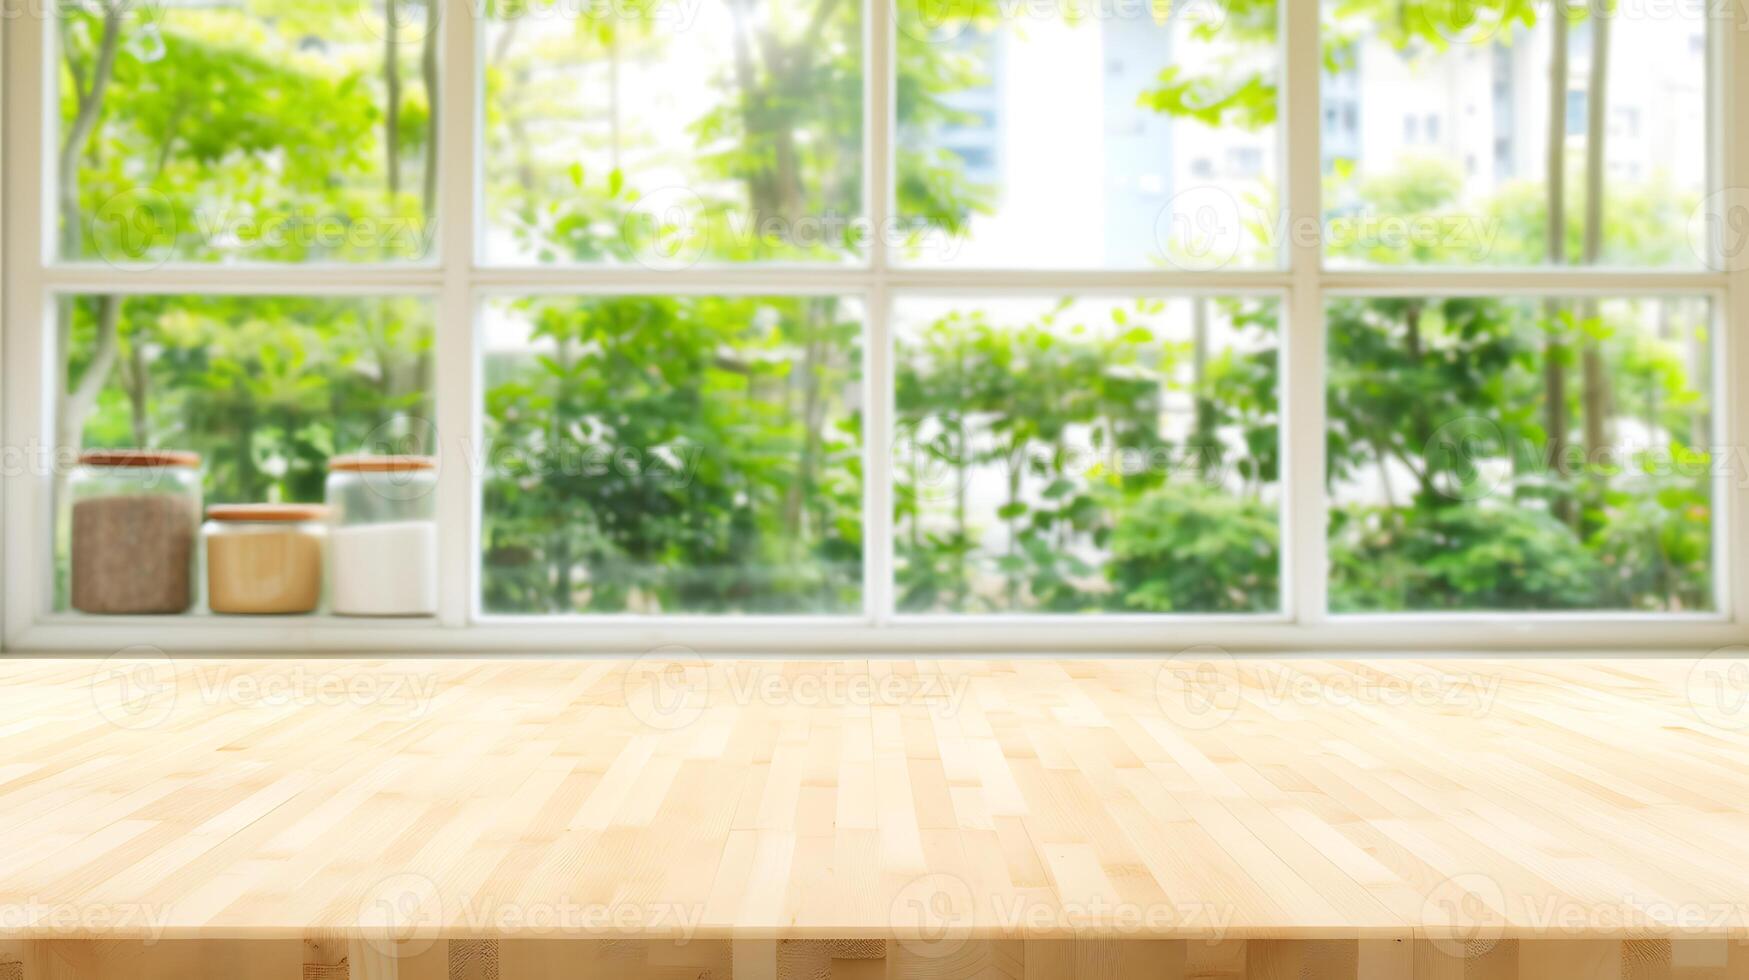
2, 0, 1746, 653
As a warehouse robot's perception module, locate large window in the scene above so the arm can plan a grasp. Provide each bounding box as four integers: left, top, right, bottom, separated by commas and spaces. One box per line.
2, 0, 1743, 649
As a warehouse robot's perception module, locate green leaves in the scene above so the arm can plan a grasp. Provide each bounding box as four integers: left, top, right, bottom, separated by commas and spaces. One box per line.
1331, 503, 1605, 611
1109, 483, 1279, 613
64, 2, 433, 264
894, 296, 1282, 614
71, 293, 435, 508
1327, 295, 1714, 613
1137, 67, 1276, 130
481, 295, 863, 615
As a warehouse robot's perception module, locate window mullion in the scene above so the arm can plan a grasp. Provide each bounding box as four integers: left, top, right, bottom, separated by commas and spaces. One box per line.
1319, 270, 1728, 294
37, 265, 448, 293
2, 11, 52, 647
1723, 1, 1749, 627
435, 0, 481, 629
1283, 0, 1327, 626
865, 0, 895, 625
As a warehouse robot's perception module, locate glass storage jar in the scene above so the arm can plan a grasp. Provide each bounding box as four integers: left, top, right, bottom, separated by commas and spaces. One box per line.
204, 504, 329, 615
326, 455, 438, 616
68, 450, 203, 614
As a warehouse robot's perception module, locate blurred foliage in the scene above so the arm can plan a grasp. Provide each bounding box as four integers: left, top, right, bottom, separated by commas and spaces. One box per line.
72, 295, 432, 504
1329, 504, 1605, 611
893, 297, 1280, 613
1109, 484, 1279, 613
56, 0, 1712, 615
480, 295, 863, 613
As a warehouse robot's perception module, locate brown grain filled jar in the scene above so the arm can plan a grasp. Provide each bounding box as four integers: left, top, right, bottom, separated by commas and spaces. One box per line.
204, 504, 329, 615
69, 450, 203, 614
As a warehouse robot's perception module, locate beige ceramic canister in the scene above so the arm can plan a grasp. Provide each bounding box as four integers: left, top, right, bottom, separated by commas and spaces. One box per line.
203, 503, 330, 615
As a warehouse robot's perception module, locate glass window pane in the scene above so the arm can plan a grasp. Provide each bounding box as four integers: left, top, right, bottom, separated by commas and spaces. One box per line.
894, 295, 1281, 614
1321, 1, 1706, 267
58, 0, 436, 264
895, 0, 1281, 269
1327, 295, 1714, 612
481, 295, 864, 614
54, 293, 435, 609
482, 1, 864, 266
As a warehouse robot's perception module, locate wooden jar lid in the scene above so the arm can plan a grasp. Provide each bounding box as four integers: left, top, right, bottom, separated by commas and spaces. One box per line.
207, 503, 330, 523
328, 454, 436, 473
79, 449, 201, 469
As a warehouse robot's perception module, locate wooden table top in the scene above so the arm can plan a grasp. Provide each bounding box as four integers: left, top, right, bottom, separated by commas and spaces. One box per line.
1, 654, 1745, 944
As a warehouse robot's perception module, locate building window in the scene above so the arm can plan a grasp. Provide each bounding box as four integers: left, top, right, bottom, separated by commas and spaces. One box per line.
1567, 89, 1589, 136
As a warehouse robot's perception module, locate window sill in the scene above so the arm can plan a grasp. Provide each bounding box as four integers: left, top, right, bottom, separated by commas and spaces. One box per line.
6, 613, 1742, 655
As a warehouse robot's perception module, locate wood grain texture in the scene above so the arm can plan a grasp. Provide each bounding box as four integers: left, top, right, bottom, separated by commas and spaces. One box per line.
0, 656, 1746, 951
0, 936, 1739, 978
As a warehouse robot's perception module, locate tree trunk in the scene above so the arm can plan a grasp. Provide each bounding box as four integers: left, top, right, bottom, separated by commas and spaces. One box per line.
56, 297, 125, 456
1005, 459, 1022, 608
549, 339, 576, 612
1544, 6, 1572, 522
954, 417, 969, 604
783, 305, 828, 551
57, 3, 123, 261
1402, 302, 1437, 503
724, 0, 781, 221
609, 33, 622, 173
385, 0, 403, 199
488, 19, 539, 213
55, 4, 125, 466
719, 0, 847, 566
1191, 298, 1214, 479
1370, 437, 1396, 509
234, 401, 258, 500
1688, 312, 1708, 449
123, 337, 150, 447
723, 0, 841, 226
1579, 2, 1612, 462
420, 0, 440, 224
